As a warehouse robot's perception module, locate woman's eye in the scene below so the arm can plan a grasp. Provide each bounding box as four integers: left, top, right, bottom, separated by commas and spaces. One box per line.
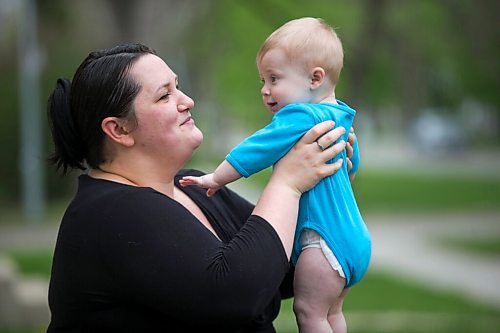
159, 93, 170, 101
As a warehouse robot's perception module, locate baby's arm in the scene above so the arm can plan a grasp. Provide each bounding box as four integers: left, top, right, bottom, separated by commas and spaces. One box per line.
179, 160, 242, 196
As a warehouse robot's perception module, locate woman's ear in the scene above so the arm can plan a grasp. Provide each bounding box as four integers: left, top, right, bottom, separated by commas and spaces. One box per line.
310, 67, 326, 90
101, 117, 135, 147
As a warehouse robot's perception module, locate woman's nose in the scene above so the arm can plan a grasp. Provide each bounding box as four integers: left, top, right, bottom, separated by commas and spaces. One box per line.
178, 91, 195, 112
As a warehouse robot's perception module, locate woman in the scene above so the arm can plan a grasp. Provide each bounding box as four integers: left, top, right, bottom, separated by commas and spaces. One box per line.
46, 43, 348, 332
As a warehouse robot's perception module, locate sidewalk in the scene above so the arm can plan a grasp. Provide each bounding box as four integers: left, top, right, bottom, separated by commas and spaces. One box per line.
367, 210, 500, 308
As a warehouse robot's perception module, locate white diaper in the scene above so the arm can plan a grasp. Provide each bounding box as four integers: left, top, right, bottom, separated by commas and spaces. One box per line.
300, 229, 345, 278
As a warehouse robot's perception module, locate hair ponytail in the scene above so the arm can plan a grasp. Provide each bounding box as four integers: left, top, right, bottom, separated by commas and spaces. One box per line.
47, 78, 86, 173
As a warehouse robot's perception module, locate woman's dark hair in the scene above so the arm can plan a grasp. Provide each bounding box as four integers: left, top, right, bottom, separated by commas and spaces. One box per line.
47, 43, 156, 173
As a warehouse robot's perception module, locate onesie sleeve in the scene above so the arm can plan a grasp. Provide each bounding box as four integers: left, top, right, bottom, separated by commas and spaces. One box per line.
226, 104, 316, 177
100, 190, 289, 326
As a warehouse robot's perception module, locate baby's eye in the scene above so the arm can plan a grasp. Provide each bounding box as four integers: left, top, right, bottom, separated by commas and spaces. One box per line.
270, 75, 278, 83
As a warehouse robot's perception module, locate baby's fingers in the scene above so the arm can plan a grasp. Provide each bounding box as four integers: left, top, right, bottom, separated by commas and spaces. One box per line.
206, 188, 219, 197
179, 176, 201, 187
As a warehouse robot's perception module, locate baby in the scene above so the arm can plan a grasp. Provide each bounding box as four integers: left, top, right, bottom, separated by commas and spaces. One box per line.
181, 17, 371, 333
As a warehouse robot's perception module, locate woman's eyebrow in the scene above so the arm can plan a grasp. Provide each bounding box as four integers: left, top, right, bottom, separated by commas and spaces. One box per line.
155, 75, 178, 93
155, 83, 169, 93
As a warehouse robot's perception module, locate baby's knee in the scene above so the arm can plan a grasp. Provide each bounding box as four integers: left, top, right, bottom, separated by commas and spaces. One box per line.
293, 297, 314, 319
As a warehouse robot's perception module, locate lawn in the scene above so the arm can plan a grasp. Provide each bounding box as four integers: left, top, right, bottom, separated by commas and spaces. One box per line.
274, 271, 500, 333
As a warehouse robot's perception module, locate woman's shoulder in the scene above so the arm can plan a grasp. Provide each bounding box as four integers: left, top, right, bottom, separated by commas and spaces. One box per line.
76, 174, 176, 214
78, 174, 163, 198
175, 169, 206, 179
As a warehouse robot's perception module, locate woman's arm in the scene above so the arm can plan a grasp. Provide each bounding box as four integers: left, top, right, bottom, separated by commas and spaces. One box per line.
253, 121, 347, 259
103, 122, 346, 323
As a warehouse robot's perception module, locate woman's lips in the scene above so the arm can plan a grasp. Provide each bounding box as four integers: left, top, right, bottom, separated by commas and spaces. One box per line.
180, 116, 193, 126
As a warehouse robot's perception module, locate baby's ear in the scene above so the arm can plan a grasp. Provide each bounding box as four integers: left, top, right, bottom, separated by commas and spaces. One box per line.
310, 67, 326, 89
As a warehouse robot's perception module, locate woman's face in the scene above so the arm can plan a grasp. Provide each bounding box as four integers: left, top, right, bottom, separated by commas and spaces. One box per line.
129, 54, 203, 161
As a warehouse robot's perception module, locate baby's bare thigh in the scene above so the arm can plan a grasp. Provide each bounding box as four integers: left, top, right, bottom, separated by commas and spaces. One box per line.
294, 247, 346, 311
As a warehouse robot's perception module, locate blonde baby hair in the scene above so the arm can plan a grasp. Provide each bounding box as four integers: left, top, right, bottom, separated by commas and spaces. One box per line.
257, 17, 344, 86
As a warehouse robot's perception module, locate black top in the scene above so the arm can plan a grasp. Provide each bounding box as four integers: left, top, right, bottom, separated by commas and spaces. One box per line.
47, 170, 294, 333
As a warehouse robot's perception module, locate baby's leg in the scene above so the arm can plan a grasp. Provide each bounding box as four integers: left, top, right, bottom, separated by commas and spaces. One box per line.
293, 247, 346, 333
327, 287, 349, 333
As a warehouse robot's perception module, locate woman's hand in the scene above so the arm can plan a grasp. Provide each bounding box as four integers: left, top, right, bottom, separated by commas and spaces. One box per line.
346, 126, 357, 182
253, 120, 346, 258
272, 120, 347, 195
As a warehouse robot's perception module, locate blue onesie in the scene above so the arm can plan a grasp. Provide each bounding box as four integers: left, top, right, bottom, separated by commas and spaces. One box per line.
226, 101, 371, 288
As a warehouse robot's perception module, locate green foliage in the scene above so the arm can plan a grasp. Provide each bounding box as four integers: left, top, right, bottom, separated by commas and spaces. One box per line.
1, 0, 499, 203
0, 66, 20, 200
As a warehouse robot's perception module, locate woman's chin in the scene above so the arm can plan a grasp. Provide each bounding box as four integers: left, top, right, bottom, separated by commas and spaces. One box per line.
191, 128, 204, 149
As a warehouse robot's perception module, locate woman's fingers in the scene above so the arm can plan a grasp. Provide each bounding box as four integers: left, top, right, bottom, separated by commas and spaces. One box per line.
346, 141, 353, 160
348, 127, 356, 145
301, 120, 335, 144
316, 126, 346, 152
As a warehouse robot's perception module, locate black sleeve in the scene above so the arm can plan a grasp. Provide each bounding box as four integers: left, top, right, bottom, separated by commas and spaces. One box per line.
101, 190, 289, 326
177, 169, 295, 299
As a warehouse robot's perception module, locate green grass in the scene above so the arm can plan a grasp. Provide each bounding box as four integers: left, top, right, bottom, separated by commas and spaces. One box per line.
353, 170, 500, 213
274, 271, 500, 333
5, 250, 53, 277
0, 328, 46, 333
438, 236, 500, 256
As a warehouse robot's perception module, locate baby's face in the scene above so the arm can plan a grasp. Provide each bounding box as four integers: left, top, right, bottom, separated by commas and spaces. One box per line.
257, 48, 313, 113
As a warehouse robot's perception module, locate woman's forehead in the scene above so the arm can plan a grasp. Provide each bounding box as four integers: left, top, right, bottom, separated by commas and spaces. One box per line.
130, 54, 176, 91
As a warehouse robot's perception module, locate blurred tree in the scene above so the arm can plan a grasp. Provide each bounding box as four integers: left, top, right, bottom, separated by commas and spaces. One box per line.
0, 0, 499, 205
442, 0, 499, 108
344, 0, 388, 132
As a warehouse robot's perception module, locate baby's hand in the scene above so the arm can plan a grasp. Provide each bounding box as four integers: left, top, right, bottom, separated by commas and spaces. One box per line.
179, 174, 221, 197
179, 175, 205, 187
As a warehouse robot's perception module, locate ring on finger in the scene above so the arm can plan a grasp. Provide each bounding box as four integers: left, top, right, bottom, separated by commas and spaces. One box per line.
316, 141, 326, 151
